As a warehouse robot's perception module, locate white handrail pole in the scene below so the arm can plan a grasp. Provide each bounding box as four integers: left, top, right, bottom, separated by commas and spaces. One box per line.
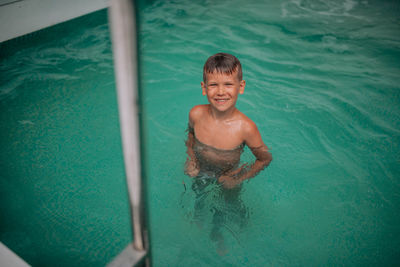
109, 0, 144, 251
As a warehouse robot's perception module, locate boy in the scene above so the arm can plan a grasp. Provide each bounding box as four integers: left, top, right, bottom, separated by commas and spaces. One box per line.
185, 52, 272, 188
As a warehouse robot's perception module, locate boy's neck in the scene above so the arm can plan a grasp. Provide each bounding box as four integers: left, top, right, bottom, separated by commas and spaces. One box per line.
208, 105, 237, 121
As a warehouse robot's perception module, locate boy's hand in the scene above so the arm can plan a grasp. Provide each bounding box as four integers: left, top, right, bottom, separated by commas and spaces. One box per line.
218, 165, 246, 189
184, 160, 200, 177
218, 175, 242, 189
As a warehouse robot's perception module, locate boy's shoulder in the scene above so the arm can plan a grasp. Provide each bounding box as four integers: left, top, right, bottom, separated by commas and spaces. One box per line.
235, 110, 264, 147
236, 109, 259, 135
189, 104, 208, 121
237, 109, 257, 127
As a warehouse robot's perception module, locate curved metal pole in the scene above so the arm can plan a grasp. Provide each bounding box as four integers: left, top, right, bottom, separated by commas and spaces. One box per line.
109, 0, 145, 252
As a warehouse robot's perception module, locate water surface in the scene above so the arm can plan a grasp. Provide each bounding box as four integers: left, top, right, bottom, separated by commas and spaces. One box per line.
139, 0, 400, 266
0, 0, 399, 266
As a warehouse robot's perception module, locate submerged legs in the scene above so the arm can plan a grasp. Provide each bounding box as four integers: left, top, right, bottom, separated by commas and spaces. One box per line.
190, 178, 249, 254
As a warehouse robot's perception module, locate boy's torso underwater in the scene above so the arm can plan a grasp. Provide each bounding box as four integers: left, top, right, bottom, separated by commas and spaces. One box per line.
193, 134, 244, 179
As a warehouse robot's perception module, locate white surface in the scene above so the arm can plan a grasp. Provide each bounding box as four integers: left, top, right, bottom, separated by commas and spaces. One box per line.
0, 0, 109, 42
0, 242, 30, 267
106, 243, 146, 267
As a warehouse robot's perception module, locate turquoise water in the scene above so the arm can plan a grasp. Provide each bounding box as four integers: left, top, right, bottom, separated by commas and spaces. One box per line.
140, 0, 399, 266
0, 11, 131, 266
0, 0, 399, 266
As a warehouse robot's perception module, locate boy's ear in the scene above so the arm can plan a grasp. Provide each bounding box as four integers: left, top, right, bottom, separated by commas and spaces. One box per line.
201, 82, 207, 96
239, 80, 246, 94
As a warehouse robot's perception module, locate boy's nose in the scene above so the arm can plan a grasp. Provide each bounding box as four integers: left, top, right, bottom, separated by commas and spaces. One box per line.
217, 85, 225, 94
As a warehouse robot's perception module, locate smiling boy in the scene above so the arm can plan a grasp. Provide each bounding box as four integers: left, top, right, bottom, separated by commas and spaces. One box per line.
185, 52, 272, 188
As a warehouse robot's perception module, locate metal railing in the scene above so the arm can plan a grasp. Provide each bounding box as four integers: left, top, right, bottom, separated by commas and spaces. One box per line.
108, 0, 149, 266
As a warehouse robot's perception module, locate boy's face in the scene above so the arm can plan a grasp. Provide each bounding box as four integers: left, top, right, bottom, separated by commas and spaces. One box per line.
201, 70, 245, 113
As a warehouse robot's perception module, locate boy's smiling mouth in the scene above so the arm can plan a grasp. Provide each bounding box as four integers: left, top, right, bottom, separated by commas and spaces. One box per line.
215, 98, 229, 104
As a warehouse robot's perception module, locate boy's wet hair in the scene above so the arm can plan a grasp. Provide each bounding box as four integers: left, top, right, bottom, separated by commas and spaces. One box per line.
203, 52, 242, 83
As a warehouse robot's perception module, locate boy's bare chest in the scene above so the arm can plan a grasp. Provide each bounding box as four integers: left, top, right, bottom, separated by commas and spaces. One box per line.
194, 119, 244, 150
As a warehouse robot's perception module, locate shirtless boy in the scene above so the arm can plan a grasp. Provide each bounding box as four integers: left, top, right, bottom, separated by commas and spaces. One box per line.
185, 52, 272, 189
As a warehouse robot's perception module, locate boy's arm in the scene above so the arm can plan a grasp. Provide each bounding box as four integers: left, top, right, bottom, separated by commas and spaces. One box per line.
238, 120, 272, 181
235, 144, 272, 182
220, 120, 271, 187
184, 109, 200, 177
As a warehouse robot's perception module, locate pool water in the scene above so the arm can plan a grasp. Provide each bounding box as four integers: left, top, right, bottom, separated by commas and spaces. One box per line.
140, 0, 399, 266
0, 11, 131, 266
0, 0, 399, 266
